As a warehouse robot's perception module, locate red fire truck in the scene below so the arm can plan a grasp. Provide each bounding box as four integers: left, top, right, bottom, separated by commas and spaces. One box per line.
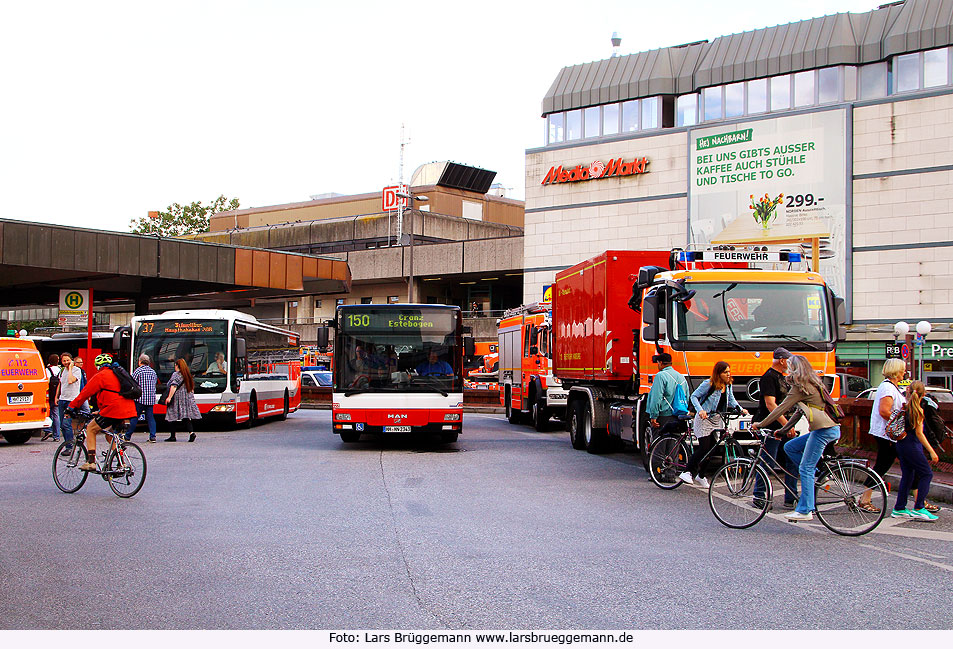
498, 302, 568, 431
553, 249, 846, 463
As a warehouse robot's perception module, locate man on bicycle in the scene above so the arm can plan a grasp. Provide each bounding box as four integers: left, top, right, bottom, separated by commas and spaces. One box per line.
645, 353, 689, 434
66, 353, 137, 472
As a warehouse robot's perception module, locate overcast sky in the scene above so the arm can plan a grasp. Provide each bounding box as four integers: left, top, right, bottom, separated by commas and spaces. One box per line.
0, 0, 883, 233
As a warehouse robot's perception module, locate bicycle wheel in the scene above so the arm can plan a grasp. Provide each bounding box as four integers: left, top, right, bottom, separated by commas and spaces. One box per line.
52, 440, 88, 494
106, 442, 147, 498
709, 459, 771, 529
814, 461, 887, 536
647, 436, 689, 490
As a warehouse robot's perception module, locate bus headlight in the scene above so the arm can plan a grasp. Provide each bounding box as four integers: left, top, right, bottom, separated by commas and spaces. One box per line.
335, 413, 352, 421
444, 413, 461, 421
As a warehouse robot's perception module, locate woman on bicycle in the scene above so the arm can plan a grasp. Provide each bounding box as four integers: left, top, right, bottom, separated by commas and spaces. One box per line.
891, 382, 940, 521
164, 359, 201, 442
752, 355, 840, 522
679, 360, 746, 488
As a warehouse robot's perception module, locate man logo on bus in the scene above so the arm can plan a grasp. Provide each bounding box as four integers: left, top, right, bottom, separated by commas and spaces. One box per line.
387, 413, 408, 421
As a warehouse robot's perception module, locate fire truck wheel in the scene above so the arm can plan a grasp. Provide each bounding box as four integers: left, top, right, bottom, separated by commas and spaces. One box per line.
584, 402, 609, 455
639, 422, 653, 471
339, 430, 361, 443
505, 388, 524, 425
532, 398, 549, 432
568, 400, 587, 450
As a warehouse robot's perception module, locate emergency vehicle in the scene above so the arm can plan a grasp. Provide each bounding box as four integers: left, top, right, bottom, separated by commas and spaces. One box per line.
498, 302, 569, 431
553, 248, 846, 461
0, 337, 51, 444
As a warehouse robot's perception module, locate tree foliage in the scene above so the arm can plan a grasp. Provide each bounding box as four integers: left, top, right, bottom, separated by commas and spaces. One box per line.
129, 195, 240, 236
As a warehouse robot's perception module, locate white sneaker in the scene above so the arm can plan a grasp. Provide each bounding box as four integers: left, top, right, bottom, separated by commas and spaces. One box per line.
695, 476, 710, 489
677, 471, 694, 484
785, 510, 813, 522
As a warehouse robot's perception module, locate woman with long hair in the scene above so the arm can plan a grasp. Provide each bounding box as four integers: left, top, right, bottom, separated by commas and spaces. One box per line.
164, 358, 201, 442
678, 360, 747, 488
891, 382, 940, 521
753, 355, 840, 521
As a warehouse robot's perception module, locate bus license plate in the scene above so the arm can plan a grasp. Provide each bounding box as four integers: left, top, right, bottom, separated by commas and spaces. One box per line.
385, 426, 411, 433
8, 394, 31, 405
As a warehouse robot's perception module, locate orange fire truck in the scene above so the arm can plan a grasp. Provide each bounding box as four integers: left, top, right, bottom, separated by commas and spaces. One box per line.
498, 302, 568, 431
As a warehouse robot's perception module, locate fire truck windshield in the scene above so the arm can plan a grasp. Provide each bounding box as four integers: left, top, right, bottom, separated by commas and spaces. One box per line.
673, 282, 832, 349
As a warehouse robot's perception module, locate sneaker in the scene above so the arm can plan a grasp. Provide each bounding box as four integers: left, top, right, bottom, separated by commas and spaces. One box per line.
783, 502, 796, 510
148, 438, 156, 443
59, 445, 74, 457
890, 509, 914, 519
677, 471, 693, 484
785, 510, 813, 522
752, 498, 773, 511
695, 476, 710, 489
41, 431, 52, 441
79, 462, 97, 472
909, 508, 939, 522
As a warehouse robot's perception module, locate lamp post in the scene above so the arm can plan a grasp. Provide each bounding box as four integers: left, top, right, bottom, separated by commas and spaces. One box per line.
396, 192, 428, 303
916, 320, 932, 382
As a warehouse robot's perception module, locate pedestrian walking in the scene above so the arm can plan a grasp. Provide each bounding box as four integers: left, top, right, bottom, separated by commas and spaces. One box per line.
890, 382, 940, 522
126, 354, 158, 443
645, 352, 689, 435
752, 355, 841, 522
752, 347, 799, 510
54, 353, 82, 447
41, 354, 61, 441
164, 359, 200, 442
918, 393, 948, 513
73, 356, 91, 413
679, 361, 747, 488
859, 358, 906, 511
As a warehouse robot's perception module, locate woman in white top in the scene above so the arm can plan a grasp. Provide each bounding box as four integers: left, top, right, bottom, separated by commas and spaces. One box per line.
860, 358, 906, 511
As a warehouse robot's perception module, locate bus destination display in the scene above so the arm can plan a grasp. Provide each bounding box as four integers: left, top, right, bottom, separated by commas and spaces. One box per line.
137, 321, 227, 336
340, 310, 455, 333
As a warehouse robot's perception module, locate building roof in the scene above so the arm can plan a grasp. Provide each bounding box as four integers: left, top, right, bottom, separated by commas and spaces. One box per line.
542, 0, 953, 115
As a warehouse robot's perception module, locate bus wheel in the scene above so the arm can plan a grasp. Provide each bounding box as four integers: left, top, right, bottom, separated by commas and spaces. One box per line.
568, 400, 587, 450
243, 394, 258, 429
339, 430, 361, 443
279, 390, 289, 421
440, 432, 459, 444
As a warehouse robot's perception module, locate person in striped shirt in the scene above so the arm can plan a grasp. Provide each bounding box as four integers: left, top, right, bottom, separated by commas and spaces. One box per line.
125, 354, 159, 443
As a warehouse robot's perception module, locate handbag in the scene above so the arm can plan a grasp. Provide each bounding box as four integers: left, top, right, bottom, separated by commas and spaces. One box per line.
157, 385, 171, 406
884, 410, 907, 441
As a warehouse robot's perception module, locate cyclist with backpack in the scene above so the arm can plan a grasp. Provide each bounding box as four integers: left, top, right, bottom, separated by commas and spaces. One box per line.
645, 352, 689, 435
66, 353, 138, 472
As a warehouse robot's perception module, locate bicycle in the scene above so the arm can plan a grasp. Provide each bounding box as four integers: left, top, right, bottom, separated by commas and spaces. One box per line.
647, 408, 748, 490
707, 409, 888, 535
52, 411, 147, 498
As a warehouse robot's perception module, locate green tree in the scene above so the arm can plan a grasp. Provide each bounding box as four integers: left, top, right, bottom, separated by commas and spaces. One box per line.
129, 195, 240, 236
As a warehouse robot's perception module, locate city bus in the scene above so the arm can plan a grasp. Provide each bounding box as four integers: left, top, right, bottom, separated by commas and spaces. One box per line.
129, 309, 301, 426
325, 304, 467, 444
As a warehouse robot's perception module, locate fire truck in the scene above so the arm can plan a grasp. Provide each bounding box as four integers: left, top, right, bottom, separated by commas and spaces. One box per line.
498, 302, 569, 431
552, 248, 846, 463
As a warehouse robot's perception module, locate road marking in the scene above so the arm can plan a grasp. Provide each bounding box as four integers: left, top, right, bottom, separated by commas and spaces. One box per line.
858, 542, 953, 573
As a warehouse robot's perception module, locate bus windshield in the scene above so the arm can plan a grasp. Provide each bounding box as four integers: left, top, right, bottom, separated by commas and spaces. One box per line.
335, 307, 461, 393
673, 282, 832, 348
133, 320, 229, 393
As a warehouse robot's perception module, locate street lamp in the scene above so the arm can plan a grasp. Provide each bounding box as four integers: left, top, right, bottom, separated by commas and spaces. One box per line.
916, 320, 932, 382
396, 192, 428, 303
894, 321, 909, 339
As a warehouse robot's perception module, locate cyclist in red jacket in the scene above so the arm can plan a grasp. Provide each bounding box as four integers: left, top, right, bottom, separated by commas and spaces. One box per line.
67, 354, 137, 472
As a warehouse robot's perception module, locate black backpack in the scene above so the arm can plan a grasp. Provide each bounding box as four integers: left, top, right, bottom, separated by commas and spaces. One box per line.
103, 363, 142, 400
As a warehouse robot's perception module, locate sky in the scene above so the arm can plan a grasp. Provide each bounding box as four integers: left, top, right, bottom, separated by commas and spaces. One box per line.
0, 0, 885, 233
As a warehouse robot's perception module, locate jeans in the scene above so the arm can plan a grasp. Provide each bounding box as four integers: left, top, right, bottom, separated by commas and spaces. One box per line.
754, 435, 799, 504
44, 398, 61, 439
894, 433, 933, 511
126, 403, 156, 441
56, 400, 75, 444
783, 426, 841, 514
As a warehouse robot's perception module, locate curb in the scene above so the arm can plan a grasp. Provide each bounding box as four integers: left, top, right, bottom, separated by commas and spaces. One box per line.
885, 470, 953, 506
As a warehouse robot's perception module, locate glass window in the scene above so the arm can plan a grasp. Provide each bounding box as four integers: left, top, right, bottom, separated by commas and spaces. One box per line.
924, 47, 949, 88
770, 74, 791, 110
896, 52, 920, 92
361, 297, 372, 304
818, 67, 841, 103
548, 113, 564, 144
794, 70, 815, 106
859, 62, 887, 99
747, 78, 767, 114
702, 86, 722, 121
622, 100, 639, 132
584, 106, 600, 138
676, 94, 697, 126
565, 110, 582, 140
725, 82, 744, 117
641, 96, 659, 129
602, 103, 619, 135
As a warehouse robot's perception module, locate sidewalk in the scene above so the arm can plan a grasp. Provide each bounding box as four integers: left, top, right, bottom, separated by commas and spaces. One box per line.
844, 447, 953, 505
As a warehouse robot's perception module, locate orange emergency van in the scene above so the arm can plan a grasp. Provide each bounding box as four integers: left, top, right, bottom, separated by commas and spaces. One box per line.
0, 337, 51, 444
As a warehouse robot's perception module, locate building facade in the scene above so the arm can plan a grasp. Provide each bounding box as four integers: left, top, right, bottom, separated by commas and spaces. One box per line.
524, 0, 953, 387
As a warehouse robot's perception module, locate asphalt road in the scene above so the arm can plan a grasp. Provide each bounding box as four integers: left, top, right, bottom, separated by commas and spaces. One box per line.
1, 410, 951, 630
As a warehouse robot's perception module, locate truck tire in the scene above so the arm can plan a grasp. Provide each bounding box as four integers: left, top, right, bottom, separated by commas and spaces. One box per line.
505, 387, 523, 425
532, 398, 549, 432
2, 431, 33, 445
568, 399, 587, 450
638, 421, 654, 471
584, 400, 609, 454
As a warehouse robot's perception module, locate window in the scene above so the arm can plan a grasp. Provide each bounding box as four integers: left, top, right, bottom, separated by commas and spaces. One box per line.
924, 47, 949, 88
548, 113, 564, 144
566, 109, 582, 140
676, 94, 697, 126
622, 100, 639, 132
895, 52, 920, 92
584, 106, 600, 138
859, 62, 887, 99
360, 297, 372, 305
603, 103, 619, 135
315, 300, 322, 308
770, 74, 791, 110
336, 298, 346, 306
747, 78, 767, 114
724, 82, 744, 117
794, 70, 815, 106
388, 296, 399, 304
641, 96, 659, 129
462, 200, 483, 220
702, 86, 722, 121
818, 67, 841, 103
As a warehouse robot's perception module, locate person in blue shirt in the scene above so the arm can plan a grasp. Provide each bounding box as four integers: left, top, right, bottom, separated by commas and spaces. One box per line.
416, 350, 453, 376
645, 352, 688, 434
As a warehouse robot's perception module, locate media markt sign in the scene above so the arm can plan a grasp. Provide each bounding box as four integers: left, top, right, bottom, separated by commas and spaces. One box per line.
541, 156, 649, 185
59, 289, 89, 326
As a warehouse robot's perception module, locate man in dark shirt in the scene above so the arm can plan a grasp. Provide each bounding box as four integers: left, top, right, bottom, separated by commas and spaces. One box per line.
753, 347, 798, 508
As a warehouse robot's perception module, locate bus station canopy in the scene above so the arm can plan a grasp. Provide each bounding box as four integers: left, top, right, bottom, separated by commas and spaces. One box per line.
0, 219, 351, 312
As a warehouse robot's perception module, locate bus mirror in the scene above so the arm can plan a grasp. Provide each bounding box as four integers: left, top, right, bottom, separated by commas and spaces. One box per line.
642, 289, 660, 342
235, 338, 246, 358
464, 337, 475, 360
316, 327, 329, 350
112, 325, 130, 353
833, 295, 847, 341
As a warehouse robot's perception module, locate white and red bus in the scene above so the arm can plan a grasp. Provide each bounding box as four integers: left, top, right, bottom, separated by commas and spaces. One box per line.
326, 304, 465, 444
129, 310, 301, 426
